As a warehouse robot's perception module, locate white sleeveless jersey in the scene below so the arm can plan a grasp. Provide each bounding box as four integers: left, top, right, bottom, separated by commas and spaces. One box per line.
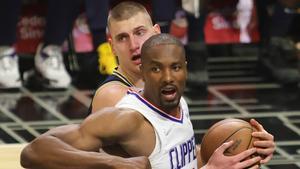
116, 90, 198, 169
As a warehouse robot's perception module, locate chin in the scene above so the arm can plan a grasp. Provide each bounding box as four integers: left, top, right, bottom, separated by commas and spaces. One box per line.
162, 100, 180, 110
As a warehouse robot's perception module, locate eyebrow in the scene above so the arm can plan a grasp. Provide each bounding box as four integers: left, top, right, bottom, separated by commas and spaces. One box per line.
115, 32, 128, 40
114, 25, 147, 40
133, 25, 147, 31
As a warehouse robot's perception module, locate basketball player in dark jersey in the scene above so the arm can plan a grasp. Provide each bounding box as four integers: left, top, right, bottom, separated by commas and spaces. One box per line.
89, 1, 160, 113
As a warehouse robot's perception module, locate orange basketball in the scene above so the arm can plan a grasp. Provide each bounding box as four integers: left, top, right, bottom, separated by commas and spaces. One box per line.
200, 118, 257, 164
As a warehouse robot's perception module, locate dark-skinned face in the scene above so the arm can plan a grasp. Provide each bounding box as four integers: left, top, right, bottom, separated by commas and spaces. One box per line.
141, 44, 187, 113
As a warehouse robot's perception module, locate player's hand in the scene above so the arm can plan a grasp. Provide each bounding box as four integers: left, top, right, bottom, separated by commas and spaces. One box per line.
122, 156, 151, 169
203, 141, 261, 169
250, 119, 275, 164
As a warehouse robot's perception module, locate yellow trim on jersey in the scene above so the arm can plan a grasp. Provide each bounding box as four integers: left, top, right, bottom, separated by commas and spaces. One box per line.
112, 70, 134, 87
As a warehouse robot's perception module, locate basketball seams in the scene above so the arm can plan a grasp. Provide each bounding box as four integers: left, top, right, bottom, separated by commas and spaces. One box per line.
200, 119, 255, 164
202, 120, 250, 143
221, 127, 253, 155
204, 119, 249, 136
222, 127, 253, 144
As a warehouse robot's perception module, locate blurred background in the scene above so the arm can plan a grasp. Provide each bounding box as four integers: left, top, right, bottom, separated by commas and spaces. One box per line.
0, 0, 299, 168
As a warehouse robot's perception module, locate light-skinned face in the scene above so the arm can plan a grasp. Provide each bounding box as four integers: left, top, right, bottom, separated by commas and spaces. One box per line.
141, 44, 187, 113
108, 12, 161, 78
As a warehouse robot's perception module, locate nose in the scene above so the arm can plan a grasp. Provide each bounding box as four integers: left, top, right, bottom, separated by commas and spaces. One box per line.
129, 36, 139, 52
163, 69, 174, 83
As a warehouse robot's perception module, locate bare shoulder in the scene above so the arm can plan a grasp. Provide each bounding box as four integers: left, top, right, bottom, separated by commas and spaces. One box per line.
87, 107, 145, 137
92, 82, 129, 112
94, 82, 129, 99
90, 107, 144, 126
46, 124, 79, 135
114, 108, 145, 126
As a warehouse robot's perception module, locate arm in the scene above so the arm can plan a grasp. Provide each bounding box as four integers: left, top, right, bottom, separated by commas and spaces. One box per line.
20, 125, 120, 169
200, 141, 261, 169
20, 108, 151, 169
92, 83, 128, 113
250, 118, 275, 164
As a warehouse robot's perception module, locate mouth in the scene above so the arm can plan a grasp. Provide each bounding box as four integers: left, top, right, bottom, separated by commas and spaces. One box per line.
132, 54, 141, 65
161, 85, 177, 101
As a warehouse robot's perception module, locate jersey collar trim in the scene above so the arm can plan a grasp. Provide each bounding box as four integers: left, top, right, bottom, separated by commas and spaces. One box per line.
113, 70, 134, 87
127, 89, 183, 123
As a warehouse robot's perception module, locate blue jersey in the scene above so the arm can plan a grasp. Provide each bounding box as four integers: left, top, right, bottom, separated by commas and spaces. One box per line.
101, 70, 134, 87
116, 89, 198, 169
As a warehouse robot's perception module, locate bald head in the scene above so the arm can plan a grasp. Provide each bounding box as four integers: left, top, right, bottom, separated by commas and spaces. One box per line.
141, 33, 185, 62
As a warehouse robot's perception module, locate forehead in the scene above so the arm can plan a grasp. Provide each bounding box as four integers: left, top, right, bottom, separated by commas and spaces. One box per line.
108, 12, 152, 37
143, 44, 185, 63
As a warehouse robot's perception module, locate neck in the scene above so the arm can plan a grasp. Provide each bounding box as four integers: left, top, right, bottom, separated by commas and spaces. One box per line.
117, 66, 144, 88
142, 90, 181, 118
165, 107, 181, 118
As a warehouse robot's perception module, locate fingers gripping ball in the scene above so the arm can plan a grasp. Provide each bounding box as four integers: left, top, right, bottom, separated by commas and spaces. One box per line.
200, 118, 258, 164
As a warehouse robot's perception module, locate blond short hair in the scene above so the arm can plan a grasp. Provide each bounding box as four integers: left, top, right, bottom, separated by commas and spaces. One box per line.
107, 1, 153, 31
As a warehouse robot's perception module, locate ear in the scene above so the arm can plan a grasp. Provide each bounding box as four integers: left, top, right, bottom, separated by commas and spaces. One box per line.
153, 24, 161, 34
107, 34, 112, 46
185, 61, 188, 69
107, 35, 117, 55
185, 61, 188, 80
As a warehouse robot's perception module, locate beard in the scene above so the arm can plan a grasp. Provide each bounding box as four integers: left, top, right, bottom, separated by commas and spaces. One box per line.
159, 96, 180, 112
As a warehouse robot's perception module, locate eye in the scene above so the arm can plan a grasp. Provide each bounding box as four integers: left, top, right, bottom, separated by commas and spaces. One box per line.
135, 29, 146, 36
173, 64, 181, 71
151, 66, 160, 73
117, 36, 127, 42
116, 34, 128, 42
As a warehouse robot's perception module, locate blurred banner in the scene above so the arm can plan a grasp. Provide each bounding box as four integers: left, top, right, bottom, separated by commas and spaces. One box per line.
15, 1, 46, 54
204, 0, 260, 44
15, 1, 93, 54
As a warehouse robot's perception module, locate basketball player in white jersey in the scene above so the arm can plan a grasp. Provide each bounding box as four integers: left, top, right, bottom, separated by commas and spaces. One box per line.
114, 33, 198, 168
21, 34, 272, 169
91, 1, 274, 165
